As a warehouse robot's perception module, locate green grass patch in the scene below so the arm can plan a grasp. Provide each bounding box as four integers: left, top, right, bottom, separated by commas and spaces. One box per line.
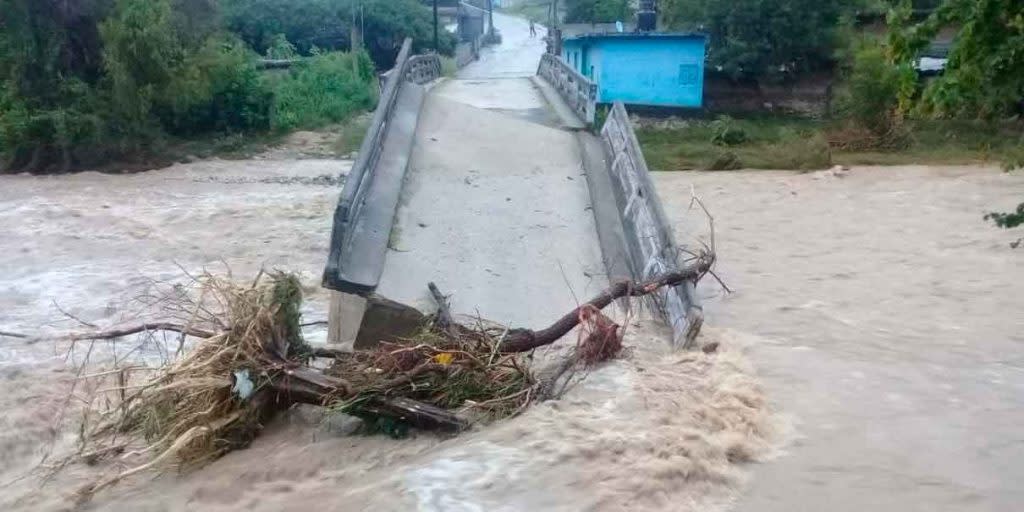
832, 120, 1024, 167
637, 116, 1024, 171
637, 117, 831, 171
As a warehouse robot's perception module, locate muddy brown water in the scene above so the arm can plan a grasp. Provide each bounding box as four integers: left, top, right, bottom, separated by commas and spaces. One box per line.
0, 151, 771, 511
657, 165, 1024, 511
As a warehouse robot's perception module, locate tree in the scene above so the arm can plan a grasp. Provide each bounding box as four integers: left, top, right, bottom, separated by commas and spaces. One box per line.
0, 0, 112, 171
564, 0, 633, 24
100, 0, 183, 137
219, 0, 344, 56
0, 0, 442, 172
659, 0, 847, 81
219, 0, 455, 69
889, 0, 1024, 118
841, 44, 908, 136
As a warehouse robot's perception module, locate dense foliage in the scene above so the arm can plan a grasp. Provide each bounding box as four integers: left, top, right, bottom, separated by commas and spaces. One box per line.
832, 42, 916, 141
0, 0, 111, 170
0, 0, 447, 172
564, 0, 633, 24
889, 0, 1024, 119
659, 0, 848, 81
221, 0, 455, 69
270, 52, 376, 132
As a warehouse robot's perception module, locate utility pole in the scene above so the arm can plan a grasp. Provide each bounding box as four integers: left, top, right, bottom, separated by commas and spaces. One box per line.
551, 0, 561, 55
351, 0, 360, 75
487, 0, 494, 37
433, 0, 439, 52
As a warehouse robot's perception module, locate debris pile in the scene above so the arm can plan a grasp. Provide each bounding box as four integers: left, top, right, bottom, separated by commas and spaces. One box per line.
41, 253, 713, 501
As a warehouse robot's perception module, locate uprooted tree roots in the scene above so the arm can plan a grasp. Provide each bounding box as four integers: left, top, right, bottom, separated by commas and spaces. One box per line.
31, 255, 713, 501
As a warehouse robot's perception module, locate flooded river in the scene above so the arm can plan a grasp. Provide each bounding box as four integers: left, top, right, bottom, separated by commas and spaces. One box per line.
656, 165, 1024, 511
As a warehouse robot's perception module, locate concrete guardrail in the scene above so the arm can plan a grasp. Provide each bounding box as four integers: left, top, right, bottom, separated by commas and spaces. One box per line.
598, 102, 704, 348
323, 38, 441, 294
536, 53, 597, 125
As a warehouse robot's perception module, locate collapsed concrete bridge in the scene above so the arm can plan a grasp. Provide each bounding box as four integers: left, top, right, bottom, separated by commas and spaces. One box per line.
322, 14, 702, 349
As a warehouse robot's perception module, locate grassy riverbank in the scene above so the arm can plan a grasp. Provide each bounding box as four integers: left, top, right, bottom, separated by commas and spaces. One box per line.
637, 116, 1024, 171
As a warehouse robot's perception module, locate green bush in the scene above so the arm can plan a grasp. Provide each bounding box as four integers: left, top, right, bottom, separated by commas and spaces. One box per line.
888, 0, 1024, 120
100, 0, 182, 141
100, 0, 271, 148
265, 33, 300, 60
0, 78, 106, 171
270, 51, 377, 132
0, 0, 412, 172
842, 46, 900, 134
158, 37, 273, 135
710, 116, 748, 146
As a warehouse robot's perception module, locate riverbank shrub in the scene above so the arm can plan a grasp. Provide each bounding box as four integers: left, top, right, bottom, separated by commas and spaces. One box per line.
270, 51, 377, 132
0, 0, 384, 173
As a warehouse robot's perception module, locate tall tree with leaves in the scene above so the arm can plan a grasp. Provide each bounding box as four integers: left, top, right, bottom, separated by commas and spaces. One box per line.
0, 0, 114, 171
220, 0, 455, 69
564, 0, 633, 24
660, 0, 846, 81
100, 0, 183, 138
889, 0, 1024, 118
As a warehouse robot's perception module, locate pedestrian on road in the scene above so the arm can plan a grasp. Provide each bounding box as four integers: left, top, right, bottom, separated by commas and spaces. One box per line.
529, 20, 537, 37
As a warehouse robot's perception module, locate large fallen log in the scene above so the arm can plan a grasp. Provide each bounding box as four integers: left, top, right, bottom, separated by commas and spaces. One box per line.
500, 254, 714, 353
267, 367, 467, 431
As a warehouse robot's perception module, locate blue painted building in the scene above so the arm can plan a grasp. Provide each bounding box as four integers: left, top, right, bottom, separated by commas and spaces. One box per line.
561, 33, 707, 108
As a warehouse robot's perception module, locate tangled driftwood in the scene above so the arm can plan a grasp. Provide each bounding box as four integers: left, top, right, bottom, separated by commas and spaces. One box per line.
11, 253, 714, 501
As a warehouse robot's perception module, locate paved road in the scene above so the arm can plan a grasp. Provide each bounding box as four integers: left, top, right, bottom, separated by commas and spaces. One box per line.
459, 12, 546, 79
375, 12, 605, 328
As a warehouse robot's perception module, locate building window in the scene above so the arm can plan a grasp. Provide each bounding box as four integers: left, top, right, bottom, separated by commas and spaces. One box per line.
678, 64, 698, 86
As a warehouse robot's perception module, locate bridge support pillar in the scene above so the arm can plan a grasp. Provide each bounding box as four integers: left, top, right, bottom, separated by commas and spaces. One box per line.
327, 291, 366, 348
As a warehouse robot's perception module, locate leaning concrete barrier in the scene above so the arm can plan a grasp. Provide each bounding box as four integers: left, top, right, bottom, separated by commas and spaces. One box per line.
536, 53, 597, 126
323, 38, 441, 295
597, 102, 704, 348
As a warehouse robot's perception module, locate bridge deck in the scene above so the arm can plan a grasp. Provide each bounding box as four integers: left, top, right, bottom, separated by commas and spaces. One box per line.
376, 77, 606, 327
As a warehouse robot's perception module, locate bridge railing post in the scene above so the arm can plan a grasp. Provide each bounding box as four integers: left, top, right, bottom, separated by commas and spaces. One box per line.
598, 102, 704, 348
535, 53, 597, 127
